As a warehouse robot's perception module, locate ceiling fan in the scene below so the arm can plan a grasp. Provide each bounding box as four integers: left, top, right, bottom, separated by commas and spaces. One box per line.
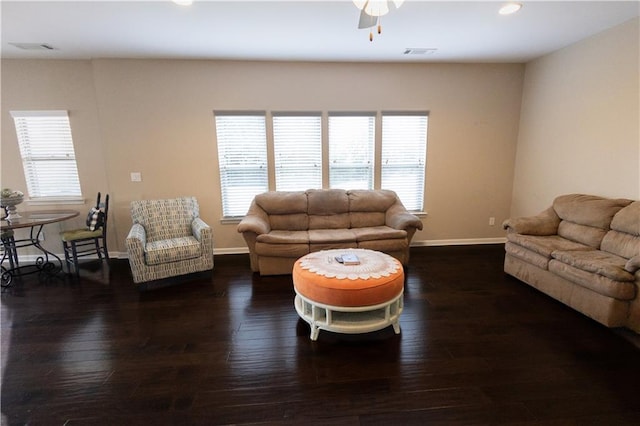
354, 0, 405, 41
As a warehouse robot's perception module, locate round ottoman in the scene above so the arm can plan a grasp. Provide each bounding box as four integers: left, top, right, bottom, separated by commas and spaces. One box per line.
292, 248, 404, 340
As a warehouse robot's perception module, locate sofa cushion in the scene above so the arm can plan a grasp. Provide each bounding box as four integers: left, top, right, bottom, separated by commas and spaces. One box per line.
145, 236, 201, 265
348, 189, 397, 212
505, 242, 551, 269
308, 229, 357, 244
557, 221, 608, 248
270, 213, 309, 231
256, 230, 308, 244
601, 201, 640, 259
351, 211, 387, 228
358, 239, 407, 252
255, 191, 308, 215
352, 226, 406, 242
553, 194, 632, 229
548, 259, 636, 300
307, 189, 349, 215
552, 250, 635, 282
309, 213, 351, 230
255, 242, 309, 258
307, 189, 351, 229
506, 233, 592, 258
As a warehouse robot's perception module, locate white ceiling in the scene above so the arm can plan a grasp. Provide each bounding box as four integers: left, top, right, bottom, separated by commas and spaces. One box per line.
1, 0, 638, 63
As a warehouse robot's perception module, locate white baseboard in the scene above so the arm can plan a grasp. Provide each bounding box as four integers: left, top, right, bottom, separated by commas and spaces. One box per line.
411, 237, 507, 247
7, 239, 505, 263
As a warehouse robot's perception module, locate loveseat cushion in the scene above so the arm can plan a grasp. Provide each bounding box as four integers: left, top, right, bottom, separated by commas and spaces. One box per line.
256, 230, 309, 244
601, 201, 640, 260
548, 259, 636, 300
145, 236, 201, 265
553, 194, 633, 229
552, 250, 635, 282
506, 233, 592, 258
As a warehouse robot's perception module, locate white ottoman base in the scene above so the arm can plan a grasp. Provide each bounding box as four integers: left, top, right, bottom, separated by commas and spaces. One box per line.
294, 290, 403, 341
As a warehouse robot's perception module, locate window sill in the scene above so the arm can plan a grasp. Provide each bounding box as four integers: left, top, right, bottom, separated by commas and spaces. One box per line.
26, 196, 86, 206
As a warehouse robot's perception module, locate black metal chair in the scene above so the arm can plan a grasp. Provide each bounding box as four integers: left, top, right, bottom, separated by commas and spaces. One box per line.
61, 192, 109, 276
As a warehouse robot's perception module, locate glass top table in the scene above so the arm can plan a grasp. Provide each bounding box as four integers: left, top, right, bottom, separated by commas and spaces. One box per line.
1, 209, 80, 287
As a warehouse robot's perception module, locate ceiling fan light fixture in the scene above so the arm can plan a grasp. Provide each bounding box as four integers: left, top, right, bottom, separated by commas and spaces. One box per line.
353, 0, 404, 17
499, 2, 522, 15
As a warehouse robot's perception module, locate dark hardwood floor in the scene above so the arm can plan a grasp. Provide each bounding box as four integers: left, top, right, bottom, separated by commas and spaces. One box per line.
1, 245, 639, 425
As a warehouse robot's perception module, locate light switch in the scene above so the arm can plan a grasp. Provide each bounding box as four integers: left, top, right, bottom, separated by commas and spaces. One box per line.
130, 172, 142, 182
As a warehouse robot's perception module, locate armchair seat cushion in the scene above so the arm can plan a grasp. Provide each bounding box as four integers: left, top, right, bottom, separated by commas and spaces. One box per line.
145, 236, 202, 265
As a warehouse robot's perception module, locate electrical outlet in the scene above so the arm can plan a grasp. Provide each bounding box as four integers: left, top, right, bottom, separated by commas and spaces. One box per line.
489, 217, 496, 226
130, 172, 142, 182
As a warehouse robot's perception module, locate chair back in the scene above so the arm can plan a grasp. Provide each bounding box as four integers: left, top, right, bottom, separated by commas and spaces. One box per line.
98, 192, 110, 238
130, 197, 199, 242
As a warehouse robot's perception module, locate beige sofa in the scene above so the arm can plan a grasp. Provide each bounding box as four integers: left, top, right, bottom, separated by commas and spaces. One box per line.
237, 189, 423, 275
503, 194, 640, 333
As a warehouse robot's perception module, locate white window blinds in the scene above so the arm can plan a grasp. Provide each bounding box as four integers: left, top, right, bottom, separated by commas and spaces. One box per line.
328, 114, 375, 190
215, 113, 268, 217
10, 110, 82, 199
273, 113, 322, 191
381, 113, 428, 211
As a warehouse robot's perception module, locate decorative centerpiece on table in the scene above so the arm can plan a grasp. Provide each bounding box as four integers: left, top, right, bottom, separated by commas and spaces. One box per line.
1, 188, 24, 221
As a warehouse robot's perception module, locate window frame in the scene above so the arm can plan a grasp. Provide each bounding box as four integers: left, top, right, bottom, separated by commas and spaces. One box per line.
10, 110, 84, 204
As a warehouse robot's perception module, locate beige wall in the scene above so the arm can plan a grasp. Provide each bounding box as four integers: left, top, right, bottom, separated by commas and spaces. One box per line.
2, 59, 524, 256
510, 17, 640, 217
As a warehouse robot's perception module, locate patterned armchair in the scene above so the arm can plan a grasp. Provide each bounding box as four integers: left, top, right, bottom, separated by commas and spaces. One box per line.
125, 197, 213, 284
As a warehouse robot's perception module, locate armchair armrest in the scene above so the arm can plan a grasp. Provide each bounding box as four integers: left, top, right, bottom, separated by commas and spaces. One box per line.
125, 223, 147, 258
502, 206, 560, 235
191, 217, 211, 242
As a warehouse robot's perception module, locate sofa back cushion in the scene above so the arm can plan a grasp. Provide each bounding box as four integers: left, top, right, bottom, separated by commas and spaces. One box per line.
307, 189, 350, 229
255, 191, 309, 231
348, 190, 396, 227
601, 201, 640, 259
131, 197, 198, 243
553, 194, 632, 248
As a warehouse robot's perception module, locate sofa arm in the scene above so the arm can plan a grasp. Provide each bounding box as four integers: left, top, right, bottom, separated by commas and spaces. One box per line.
125, 223, 147, 259
625, 255, 640, 274
237, 200, 271, 235
385, 202, 424, 232
502, 206, 560, 235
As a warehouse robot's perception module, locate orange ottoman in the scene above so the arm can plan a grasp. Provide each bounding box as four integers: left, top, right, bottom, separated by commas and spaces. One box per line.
293, 248, 404, 340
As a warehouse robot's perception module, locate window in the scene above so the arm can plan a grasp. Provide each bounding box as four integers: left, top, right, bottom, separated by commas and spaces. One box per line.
10, 110, 82, 200
214, 110, 428, 218
381, 113, 428, 211
214, 112, 268, 217
273, 113, 322, 191
328, 113, 375, 190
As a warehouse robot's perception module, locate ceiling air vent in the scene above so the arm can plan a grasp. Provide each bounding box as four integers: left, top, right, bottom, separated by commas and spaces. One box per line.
9, 43, 57, 51
403, 48, 437, 55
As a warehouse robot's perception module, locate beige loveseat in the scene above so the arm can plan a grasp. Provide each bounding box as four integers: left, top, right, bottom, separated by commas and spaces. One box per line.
237, 189, 423, 275
503, 194, 639, 333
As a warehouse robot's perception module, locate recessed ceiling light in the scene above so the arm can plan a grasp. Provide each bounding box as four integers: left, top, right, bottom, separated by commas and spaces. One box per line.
173, 0, 193, 6
499, 2, 522, 15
